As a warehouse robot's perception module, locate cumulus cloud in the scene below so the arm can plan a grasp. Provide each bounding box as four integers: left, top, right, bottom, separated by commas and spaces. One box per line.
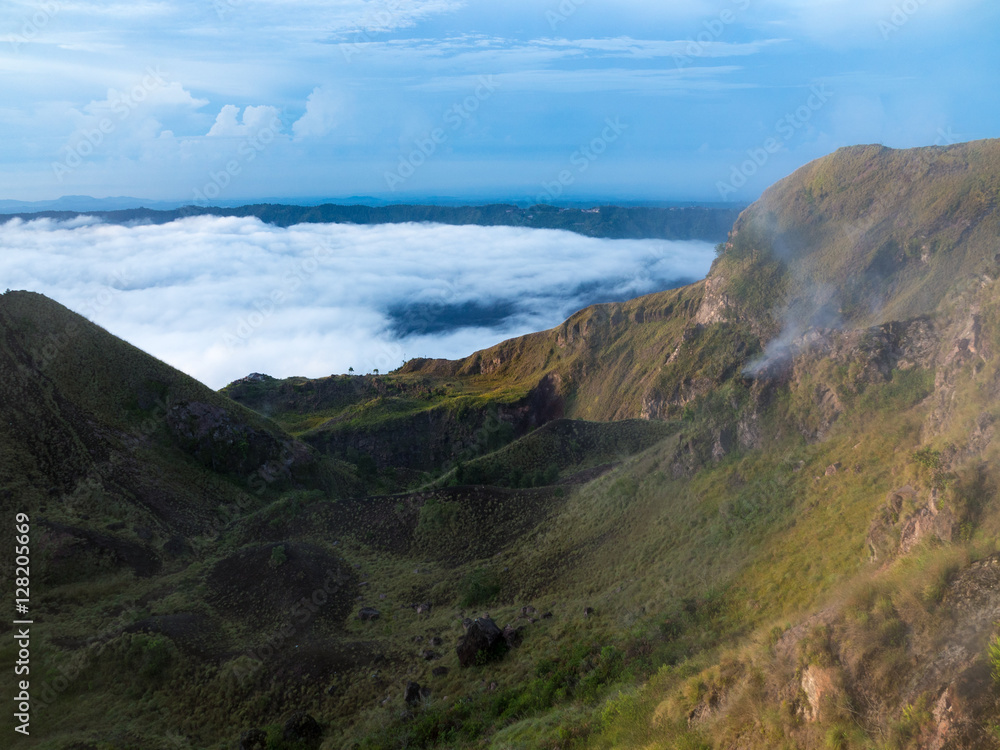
0, 217, 715, 388
292, 87, 342, 139
207, 105, 283, 137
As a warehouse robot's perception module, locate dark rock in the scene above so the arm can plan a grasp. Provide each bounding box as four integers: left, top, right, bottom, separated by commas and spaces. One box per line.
429, 636, 443, 647
462, 617, 473, 631
521, 605, 536, 616
541, 611, 553, 619
457, 616, 507, 667
502, 624, 523, 649
282, 712, 322, 747
358, 607, 381, 621
404, 681, 423, 705
584, 607, 595, 617
420, 649, 440, 661
106, 521, 125, 531
238, 728, 267, 750
432, 666, 449, 677
416, 601, 432, 614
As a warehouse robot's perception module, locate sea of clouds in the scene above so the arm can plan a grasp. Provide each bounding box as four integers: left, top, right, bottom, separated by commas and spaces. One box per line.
0, 216, 715, 388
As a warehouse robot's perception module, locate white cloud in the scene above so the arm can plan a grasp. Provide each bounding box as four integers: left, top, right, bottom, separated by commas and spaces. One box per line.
207, 104, 283, 137
0, 217, 715, 388
756, 0, 986, 40
292, 87, 342, 139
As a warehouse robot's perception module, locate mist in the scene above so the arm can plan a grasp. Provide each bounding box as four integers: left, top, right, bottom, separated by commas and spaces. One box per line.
1, 216, 715, 388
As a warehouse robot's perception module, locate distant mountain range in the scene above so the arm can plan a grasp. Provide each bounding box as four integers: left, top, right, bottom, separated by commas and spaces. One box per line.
0, 194, 743, 213
0, 202, 744, 241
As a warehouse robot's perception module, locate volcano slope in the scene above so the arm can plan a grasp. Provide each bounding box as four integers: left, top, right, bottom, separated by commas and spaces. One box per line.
4, 139, 1000, 749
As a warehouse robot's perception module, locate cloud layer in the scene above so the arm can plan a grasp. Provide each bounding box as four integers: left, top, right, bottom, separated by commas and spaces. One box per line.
1, 217, 715, 388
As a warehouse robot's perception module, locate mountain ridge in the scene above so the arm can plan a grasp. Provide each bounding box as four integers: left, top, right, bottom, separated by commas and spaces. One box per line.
0, 202, 742, 242
5, 140, 1000, 748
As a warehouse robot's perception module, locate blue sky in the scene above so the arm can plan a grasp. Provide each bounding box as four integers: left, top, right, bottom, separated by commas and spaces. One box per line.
3, 0, 998, 204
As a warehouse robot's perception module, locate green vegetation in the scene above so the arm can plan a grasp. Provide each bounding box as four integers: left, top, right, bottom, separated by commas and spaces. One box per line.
458, 567, 502, 607
8, 141, 1000, 749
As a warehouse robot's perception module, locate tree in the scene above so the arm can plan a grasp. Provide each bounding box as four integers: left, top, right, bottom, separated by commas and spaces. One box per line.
373, 368, 379, 375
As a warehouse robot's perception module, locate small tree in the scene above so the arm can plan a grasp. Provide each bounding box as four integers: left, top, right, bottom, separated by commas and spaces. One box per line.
348, 366, 354, 374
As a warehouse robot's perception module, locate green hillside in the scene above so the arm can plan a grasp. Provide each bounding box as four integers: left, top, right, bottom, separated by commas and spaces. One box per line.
5, 141, 1000, 749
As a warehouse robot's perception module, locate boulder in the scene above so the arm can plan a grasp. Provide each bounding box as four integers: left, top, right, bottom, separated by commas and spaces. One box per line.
502, 624, 523, 648
404, 681, 422, 705
456, 616, 506, 667
282, 712, 322, 748
238, 728, 267, 750
358, 607, 381, 621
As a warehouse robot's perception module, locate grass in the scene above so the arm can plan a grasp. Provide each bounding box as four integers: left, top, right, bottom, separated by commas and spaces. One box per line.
11, 141, 1000, 749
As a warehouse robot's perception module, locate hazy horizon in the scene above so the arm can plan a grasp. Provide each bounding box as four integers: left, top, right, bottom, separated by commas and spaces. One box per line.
4, 0, 998, 205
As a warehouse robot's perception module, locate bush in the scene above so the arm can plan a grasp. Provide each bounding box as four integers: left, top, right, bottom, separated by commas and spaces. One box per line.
268, 544, 288, 568
458, 567, 501, 607
123, 633, 173, 681
989, 634, 1000, 686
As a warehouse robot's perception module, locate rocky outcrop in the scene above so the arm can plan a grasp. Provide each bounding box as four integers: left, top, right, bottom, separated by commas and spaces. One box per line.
305, 371, 564, 471
694, 275, 732, 326
800, 665, 842, 723
282, 712, 322, 748
867, 486, 955, 561
456, 616, 507, 667
238, 728, 267, 750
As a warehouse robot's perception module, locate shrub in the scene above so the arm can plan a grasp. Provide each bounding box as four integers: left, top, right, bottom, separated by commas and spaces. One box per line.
268, 544, 288, 568
989, 634, 1000, 686
458, 567, 501, 607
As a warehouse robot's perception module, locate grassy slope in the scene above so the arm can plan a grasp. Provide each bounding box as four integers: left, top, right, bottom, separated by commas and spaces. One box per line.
7, 141, 1000, 749
713, 139, 1000, 331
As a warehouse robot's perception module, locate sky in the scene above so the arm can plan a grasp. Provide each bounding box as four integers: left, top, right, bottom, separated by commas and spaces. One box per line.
0, 216, 715, 387
3, 0, 998, 205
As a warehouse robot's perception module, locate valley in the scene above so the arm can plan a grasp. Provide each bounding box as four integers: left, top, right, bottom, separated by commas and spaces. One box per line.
3, 140, 1000, 749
